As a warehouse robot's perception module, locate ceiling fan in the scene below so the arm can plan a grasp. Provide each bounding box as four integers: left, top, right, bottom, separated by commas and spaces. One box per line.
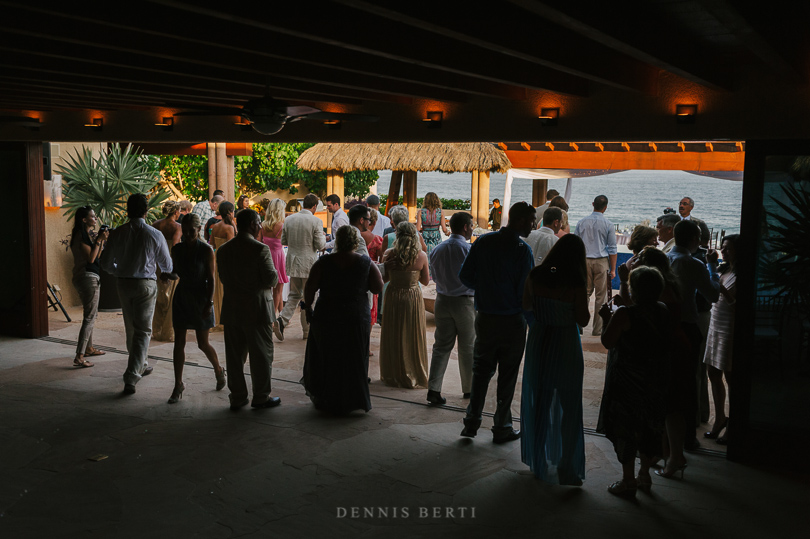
0, 116, 43, 129
174, 95, 378, 135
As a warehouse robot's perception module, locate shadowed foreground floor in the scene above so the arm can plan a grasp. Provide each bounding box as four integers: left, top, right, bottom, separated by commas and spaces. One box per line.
0, 307, 803, 538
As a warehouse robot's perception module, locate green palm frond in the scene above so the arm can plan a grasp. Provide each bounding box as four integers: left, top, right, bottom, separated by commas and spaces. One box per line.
58, 143, 171, 228
759, 181, 810, 316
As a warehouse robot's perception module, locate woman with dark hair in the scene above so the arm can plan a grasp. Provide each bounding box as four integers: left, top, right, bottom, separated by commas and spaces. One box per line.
520, 234, 590, 485
236, 194, 250, 213
548, 195, 569, 212
703, 234, 739, 444
302, 226, 384, 414
69, 206, 109, 367
209, 201, 236, 326
166, 213, 225, 403
598, 266, 671, 497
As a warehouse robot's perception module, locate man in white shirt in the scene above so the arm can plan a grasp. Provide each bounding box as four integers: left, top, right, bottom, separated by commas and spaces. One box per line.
656, 213, 680, 253
366, 194, 391, 236
535, 188, 559, 223
100, 194, 173, 395
324, 194, 348, 250
573, 195, 617, 336
275, 194, 325, 342
525, 207, 562, 267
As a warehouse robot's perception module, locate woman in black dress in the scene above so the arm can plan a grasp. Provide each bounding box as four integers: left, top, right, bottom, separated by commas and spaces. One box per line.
302, 226, 384, 414
166, 213, 225, 403
598, 266, 671, 497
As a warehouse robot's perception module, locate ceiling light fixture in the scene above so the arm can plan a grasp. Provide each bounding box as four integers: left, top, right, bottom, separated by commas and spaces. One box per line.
423, 111, 442, 128
538, 108, 559, 126
84, 118, 103, 129
676, 104, 697, 124
155, 116, 174, 131
323, 119, 342, 130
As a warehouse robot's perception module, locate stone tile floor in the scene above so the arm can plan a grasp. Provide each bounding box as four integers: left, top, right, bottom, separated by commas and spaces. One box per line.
0, 306, 802, 538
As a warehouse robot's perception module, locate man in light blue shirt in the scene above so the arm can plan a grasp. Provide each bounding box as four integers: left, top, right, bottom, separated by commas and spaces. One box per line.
426, 212, 475, 406
573, 195, 617, 335
458, 202, 536, 443
100, 194, 172, 395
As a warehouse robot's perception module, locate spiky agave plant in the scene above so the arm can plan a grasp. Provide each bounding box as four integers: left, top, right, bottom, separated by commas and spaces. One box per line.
758, 180, 810, 318
58, 143, 170, 227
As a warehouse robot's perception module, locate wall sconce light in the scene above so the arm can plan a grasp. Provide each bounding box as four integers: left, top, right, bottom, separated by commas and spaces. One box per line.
155, 116, 174, 131
84, 117, 103, 129
323, 119, 342, 130
676, 104, 697, 124
234, 118, 252, 131
538, 108, 559, 126
423, 111, 443, 128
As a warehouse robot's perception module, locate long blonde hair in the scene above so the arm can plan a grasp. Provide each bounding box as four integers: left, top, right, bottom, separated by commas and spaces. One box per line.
391, 222, 420, 268
423, 192, 441, 211
262, 198, 286, 235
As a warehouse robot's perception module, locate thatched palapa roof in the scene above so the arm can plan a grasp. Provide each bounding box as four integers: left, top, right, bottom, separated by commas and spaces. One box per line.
296, 143, 511, 173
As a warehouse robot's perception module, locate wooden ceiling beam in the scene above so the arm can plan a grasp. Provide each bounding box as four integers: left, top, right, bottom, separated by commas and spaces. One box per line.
336, 0, 658, 95
505, 0, 733, 91
0, 22, 467, 104
148, 0, 589, 96
505, 149, 745, 171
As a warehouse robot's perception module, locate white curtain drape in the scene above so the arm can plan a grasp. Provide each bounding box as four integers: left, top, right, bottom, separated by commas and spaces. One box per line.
501, 169, 574, 226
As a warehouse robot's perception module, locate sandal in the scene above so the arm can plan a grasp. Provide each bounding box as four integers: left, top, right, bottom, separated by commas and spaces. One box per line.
73, 357, 94, 368
84, 348, 106, 357
608, 479, 637, 498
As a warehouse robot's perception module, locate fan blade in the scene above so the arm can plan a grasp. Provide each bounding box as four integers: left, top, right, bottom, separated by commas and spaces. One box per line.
284, 105, 322, 117
173, 108, 245, 117
299, 112, 379, 122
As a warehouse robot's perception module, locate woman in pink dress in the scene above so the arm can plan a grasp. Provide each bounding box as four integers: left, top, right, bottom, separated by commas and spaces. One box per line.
362, 209, 384, 341
260, 198, 289, 316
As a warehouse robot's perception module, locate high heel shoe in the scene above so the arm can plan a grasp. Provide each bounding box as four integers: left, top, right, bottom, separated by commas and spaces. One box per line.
168, 383, 185, 404
215, 367, 226, 391
608, 479, 637, 498
704, 418, 728, 439
655, 461, 687, 479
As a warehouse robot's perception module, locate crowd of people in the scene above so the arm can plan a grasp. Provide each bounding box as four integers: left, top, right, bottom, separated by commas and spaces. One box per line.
68, 187, 734, 498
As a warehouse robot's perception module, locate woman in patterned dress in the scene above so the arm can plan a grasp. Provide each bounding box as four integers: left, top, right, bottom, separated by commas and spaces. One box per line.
703, 234, 739, 444
416, 192, 448, 256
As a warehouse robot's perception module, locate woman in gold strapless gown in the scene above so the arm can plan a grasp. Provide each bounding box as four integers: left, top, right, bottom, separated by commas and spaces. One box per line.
208, 201, 236, 326
379, 222, 431, 388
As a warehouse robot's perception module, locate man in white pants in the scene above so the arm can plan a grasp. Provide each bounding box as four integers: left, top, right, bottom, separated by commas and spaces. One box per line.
100, 194, 172, 395
426, 212, 476, 405
275, 194, 326, 341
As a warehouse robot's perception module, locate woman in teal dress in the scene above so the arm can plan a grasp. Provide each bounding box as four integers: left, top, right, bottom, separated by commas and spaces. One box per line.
416, 192, 448, 256
520, 235, 590, 485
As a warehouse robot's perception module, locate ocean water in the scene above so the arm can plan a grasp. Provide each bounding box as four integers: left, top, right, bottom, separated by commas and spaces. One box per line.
376, 169, 743, 235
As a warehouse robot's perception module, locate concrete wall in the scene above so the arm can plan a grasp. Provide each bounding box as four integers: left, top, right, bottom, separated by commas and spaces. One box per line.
45, 142, 104, 308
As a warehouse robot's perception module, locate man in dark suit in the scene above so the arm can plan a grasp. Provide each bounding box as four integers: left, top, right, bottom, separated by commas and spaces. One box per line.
217, 209, 281, 410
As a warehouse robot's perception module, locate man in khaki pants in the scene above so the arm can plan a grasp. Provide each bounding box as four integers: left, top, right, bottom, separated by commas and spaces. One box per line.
573, 195, 617, 336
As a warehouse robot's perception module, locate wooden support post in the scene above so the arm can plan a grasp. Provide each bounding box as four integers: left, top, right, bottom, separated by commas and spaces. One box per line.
207, 143, 217, 199
326, 169, 344, 233
532, 179, 548, 207
386, 170, 403, 215
477, 171, 490, 228
470, 170, 479, 224
226, 155, 235, 201
403, 171, 418, 222
216, 143, 228, 200
0, 142, 48, 337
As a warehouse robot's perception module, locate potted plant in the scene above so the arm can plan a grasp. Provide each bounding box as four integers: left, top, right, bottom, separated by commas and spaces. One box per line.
58, 143, 170, 310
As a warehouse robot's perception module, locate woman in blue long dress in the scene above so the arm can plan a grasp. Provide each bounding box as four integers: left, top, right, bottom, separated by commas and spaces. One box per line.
302, 226, 384, 415
520, 235, 590, 485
